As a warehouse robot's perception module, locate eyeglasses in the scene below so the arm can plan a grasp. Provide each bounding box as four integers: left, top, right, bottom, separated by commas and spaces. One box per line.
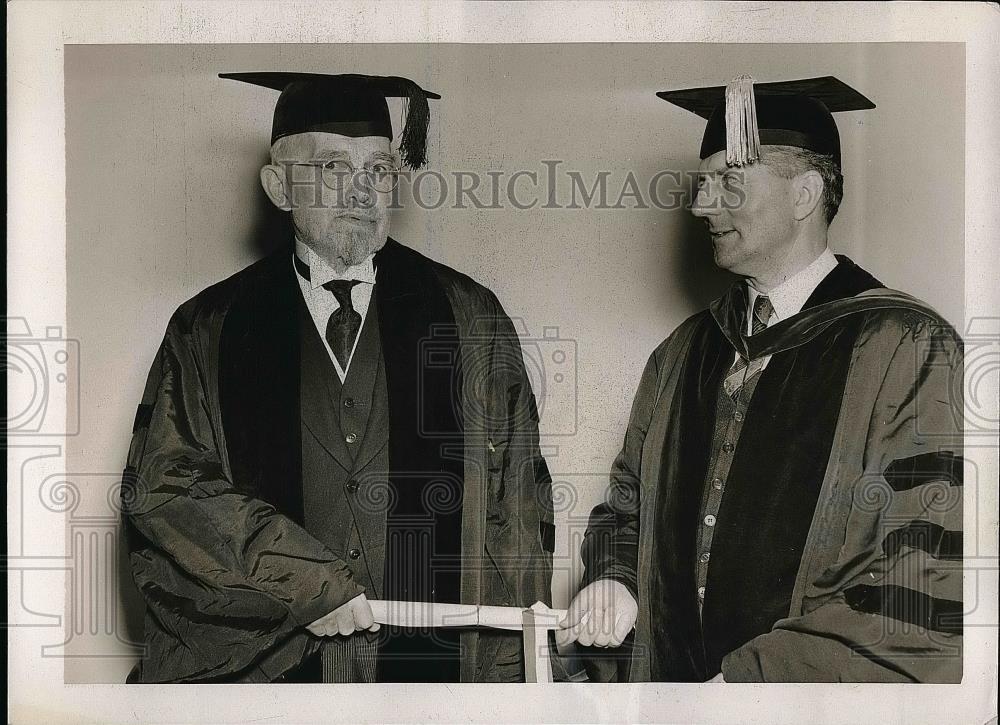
288, 159, 400, 193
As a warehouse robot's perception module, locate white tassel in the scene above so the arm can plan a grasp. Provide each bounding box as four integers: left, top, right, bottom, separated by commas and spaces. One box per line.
724, 74, 760, 167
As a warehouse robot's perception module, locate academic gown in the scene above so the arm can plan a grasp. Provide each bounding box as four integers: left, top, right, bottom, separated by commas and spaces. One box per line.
582, 256, 964, 683
121, 239, 555, 683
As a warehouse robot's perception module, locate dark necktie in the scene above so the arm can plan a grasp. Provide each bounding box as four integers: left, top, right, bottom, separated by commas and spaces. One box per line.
323, 279, 362, 369
723, 294, 773, 398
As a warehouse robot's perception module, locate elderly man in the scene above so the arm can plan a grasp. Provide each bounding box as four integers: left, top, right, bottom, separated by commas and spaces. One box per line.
121, 72, 554, 683
558, 76, 963, 683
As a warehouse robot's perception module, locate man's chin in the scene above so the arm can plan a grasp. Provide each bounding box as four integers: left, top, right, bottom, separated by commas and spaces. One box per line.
712, 248, 736, 271
712, 243, 748, 274
337, 232, 387, 267
299, 224, 388, 268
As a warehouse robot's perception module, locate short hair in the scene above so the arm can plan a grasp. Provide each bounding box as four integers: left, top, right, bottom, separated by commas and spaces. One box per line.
760, 145, 844, 224
269, 135, 294, 165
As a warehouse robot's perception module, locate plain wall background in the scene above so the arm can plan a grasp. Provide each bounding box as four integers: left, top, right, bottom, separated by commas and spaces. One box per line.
65, 42, 964, 683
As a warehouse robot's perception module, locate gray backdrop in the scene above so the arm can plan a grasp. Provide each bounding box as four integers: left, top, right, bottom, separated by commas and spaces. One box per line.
65, 42, 964, 682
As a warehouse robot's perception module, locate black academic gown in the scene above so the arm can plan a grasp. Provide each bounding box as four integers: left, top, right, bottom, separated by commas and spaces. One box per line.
122, 239, 555, 683
582, 256, 964, 683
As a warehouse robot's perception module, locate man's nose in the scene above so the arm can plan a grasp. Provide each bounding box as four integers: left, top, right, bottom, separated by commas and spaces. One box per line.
344, 171, 373, 205
689, 187, 719, 218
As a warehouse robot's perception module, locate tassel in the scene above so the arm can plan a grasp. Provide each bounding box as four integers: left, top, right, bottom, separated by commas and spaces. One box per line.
392, 76, 430, 169
724, 74, 760, 167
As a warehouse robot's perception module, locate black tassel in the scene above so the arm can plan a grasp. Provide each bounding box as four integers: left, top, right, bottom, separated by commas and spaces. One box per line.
392, 76, 430, 169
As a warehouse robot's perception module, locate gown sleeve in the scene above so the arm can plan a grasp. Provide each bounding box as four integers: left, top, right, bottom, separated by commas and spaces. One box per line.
722, 313, 964, 683
122, 309, 364, 682
575, 345, 670, 683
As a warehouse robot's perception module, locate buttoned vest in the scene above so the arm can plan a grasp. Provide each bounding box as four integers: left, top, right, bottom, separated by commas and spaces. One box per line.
299, 296, 389, 594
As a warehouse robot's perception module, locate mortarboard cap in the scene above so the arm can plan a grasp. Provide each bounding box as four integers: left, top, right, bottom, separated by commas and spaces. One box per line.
220, 72, 441, 168
657, 75, 875, 167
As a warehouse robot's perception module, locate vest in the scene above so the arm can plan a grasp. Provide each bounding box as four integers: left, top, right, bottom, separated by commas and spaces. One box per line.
297, 295, 462, 682
300, 296, 389, 594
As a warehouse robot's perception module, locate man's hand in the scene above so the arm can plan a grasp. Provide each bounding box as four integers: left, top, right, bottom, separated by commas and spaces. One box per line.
555, 579, 638, 649
306, 593, 380, 637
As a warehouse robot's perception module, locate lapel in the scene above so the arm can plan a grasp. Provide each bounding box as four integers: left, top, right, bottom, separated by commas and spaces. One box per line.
350, 301, 390, 475
634, 313, 717, 681
372, 238, 425, 396
299, 304, 353, 473
372, 238, 466, 612
372, 237, 439, 472
219, 251, 305, 523
708, 283, 750, 359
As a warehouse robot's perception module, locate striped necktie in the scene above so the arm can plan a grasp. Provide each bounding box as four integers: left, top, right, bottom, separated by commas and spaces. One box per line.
323, 279, 362, 369
723, 294, 773, 398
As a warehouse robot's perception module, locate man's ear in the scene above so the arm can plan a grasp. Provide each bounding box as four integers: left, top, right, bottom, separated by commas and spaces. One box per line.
260, 164, 292, 211
792, 169, 825, 221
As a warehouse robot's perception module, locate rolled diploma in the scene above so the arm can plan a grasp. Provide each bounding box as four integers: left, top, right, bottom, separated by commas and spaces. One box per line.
368, 600, 566, 631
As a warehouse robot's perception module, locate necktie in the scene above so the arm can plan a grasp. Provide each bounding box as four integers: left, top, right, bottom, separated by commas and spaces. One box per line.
723, 294, 773, 398
323, 279, 362, 369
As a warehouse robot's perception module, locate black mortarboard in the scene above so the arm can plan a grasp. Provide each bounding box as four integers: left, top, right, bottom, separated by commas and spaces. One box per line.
657, 75, 875, 167
220, 72, 441, 168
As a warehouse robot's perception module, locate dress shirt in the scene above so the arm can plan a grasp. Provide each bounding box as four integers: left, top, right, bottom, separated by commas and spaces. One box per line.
741, 247, 838, 371
293, 238, 377, 382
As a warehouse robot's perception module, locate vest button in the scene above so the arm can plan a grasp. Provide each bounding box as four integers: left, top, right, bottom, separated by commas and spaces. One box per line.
697, 586, 706, 600
346, 480, 359, 493
704, 514, 717, 527
711, 478, 724, 490
722, 442, 734, 453
733, 410, 744, 422
348, 548, 361, 560
344, 397, 355, 408
345, 433, 358, 444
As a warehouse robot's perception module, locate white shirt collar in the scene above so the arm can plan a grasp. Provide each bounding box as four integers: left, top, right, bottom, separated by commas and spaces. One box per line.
294, 237, 377, 290
747, 248, 838, 322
